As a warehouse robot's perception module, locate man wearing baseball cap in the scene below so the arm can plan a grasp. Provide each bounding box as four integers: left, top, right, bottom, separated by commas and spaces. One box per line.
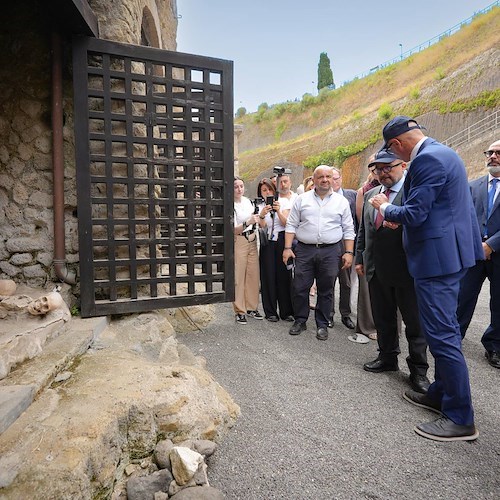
369, 116, 483, 442
355, 149, 429, 393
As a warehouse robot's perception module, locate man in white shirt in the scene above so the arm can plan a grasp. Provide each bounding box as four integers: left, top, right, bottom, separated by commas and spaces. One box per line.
283, 165, 355, 341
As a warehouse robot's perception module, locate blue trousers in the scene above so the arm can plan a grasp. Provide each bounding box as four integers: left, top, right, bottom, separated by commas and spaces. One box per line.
414, 269, 474, 426
457, 258, 500, 352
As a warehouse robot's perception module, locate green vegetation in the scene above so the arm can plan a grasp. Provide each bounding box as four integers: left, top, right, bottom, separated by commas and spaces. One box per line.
378, 102, 393, 120
303, 134, 379, 168
236, 107, 246, 118
434, 67, 446, 80
409, 86, 420, 99
317, 52, 334, 91
274, 121, 287, 141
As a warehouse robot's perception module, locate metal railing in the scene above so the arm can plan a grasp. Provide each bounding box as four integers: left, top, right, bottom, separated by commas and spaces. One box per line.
443, 110, 500, 149
341, 1, 499, 86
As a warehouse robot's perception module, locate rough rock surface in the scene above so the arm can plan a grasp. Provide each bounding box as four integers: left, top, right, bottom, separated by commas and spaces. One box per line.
0, 310, 239, 499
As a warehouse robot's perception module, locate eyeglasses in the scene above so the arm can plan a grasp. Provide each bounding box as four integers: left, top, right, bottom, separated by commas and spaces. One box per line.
369, 162, 404, 174
331, 176, 341, 181
484, 150, 500, 158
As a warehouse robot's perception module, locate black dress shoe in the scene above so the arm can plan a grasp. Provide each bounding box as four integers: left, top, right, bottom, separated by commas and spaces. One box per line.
485, 350, 500, 369
363, 357, 399, 373
403, 389, 441, 414
266, 315, 279, 322
341, 316, 355, 329
289, 321, 306, 335
282, 315, 295, 322
414, 416, 479, 442
327, 316, 334, 328
409, 374, 431, 394
316, 327, 328, 341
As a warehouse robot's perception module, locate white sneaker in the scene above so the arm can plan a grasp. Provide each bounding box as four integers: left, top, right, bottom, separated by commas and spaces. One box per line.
246, 310, 264, 320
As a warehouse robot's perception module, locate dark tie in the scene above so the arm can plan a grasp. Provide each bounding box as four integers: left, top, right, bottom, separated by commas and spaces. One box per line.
487, 178, 499, 218
374, 189, 391, 229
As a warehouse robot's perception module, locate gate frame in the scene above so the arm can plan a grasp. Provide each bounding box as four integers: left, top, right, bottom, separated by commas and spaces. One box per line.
72, 36, 235, 317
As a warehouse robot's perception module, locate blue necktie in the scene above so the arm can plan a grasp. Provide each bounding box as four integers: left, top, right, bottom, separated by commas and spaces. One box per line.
487, 178, 499, 218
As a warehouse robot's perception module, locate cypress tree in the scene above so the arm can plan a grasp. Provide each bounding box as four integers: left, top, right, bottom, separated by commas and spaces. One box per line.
317, 52, 334, 91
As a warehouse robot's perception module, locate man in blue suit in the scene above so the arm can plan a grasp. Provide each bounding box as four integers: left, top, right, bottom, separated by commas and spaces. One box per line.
457, 140, 500, 369
370, 116, 483, 442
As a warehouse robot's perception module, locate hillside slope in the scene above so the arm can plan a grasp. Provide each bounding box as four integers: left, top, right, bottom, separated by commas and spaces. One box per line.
236, 7, 500, 189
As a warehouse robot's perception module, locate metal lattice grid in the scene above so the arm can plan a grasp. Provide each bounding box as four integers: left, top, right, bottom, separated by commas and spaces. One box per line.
73, 37, 234, 317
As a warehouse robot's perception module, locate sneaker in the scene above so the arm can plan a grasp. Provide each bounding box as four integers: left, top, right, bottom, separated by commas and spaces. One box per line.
235, 313, 247, 324
247, 310, 264, 320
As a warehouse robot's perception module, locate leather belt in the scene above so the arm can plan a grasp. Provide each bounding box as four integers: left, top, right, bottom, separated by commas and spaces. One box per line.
300, 242, 338, 248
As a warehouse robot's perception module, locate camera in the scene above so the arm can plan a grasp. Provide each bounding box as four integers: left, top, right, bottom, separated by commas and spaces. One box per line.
273, 166, 292, 176
265, 196, 274, 207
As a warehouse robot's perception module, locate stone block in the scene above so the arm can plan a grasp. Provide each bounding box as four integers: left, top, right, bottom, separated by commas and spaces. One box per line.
23, 264, 46, 278
126, 469, 173, 500
6, 237, 44, 253
0, 385, 35, 434
170, 447, 203, 486
9, 253, 33, 266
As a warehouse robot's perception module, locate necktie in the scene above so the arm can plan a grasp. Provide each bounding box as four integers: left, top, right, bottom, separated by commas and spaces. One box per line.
487, 178, 499, 218
374, 189, 391, 229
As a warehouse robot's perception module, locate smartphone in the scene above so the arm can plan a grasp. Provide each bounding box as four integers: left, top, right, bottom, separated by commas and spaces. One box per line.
266, 196, 274, 207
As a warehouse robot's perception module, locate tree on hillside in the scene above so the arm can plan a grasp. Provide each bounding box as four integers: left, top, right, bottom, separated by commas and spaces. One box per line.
235, 107, 247, 118
317, 52, 335, 92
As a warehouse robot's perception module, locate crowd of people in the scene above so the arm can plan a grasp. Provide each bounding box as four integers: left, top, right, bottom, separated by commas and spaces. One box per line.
232, 116, 499, 443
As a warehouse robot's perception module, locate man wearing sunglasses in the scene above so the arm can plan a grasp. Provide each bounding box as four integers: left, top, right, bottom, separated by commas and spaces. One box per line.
355, 150, 429, 394
457, 140, 500, 369
369, 116, 483, 442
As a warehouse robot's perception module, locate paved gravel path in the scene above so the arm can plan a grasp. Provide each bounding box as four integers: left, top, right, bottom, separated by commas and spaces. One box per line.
180, 285, 499, 500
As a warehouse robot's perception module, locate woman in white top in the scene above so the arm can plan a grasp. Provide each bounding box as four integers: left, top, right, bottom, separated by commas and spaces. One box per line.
233, 177, 266, 324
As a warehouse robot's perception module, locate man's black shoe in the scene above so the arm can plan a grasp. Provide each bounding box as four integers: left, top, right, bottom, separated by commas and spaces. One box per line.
289, 321, 306, 335
414, 416, 479, 442
485, 350, 500, 369
363, 357, 399, 373
316, 327, 328, 341
409, 374, 431, 394
403, 389, 441, 414
282, 315, 295, 322
266, 315, 279, 322
327, 316, 334, 328
341, 316, 355, 329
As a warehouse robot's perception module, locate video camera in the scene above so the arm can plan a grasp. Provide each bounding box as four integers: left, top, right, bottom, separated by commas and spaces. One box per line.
272, 166, 292, 176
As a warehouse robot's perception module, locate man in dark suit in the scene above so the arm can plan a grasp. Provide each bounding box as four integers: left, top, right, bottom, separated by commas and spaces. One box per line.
370, 116, 483, 442
355, 150, 429, 393
329, 167, 357, 330
457, 140, 500, 369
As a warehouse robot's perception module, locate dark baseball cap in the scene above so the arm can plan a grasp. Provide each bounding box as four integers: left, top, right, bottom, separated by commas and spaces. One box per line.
368, 149, 399, 168
382, 115, 425, 149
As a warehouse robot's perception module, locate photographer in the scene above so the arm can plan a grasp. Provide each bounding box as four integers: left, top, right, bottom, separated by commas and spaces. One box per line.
258, 168, 297, 322
233, 176, 266, 324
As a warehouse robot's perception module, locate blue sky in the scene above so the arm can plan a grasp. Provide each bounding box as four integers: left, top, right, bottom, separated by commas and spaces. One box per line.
176, 1, 496, 112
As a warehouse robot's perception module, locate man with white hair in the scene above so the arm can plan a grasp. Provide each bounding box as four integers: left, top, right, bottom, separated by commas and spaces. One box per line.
283, 165, 355, 341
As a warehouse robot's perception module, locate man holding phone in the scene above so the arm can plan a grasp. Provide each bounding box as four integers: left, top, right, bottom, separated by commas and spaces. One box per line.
284, 165, 355, 341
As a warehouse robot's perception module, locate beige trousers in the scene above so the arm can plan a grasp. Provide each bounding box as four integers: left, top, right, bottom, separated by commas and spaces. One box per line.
233, 234, 260, 314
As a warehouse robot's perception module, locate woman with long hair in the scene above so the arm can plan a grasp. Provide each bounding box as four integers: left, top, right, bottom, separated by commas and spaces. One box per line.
233, 176, 265, 324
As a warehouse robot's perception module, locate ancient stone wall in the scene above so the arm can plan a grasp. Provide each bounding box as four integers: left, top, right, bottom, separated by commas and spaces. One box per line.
0, 1, 178, 288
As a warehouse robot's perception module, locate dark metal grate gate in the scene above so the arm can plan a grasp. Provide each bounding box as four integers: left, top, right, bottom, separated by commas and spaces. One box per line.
73, 37, 234, 318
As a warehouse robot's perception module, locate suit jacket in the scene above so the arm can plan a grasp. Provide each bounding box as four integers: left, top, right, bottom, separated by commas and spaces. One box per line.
355, 185, 412, 286
469, 174, 500, 261
341, 188, 357, 232
384, 138, 483, 279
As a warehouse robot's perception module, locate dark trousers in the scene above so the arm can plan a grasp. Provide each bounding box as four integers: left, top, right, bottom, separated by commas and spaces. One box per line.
259, 231, 294, 319
368, 272, 428, 376
332, 266, 352, 318
292, 242, 341, 328
414, 269, 474, 426
457, 258, 500, 352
